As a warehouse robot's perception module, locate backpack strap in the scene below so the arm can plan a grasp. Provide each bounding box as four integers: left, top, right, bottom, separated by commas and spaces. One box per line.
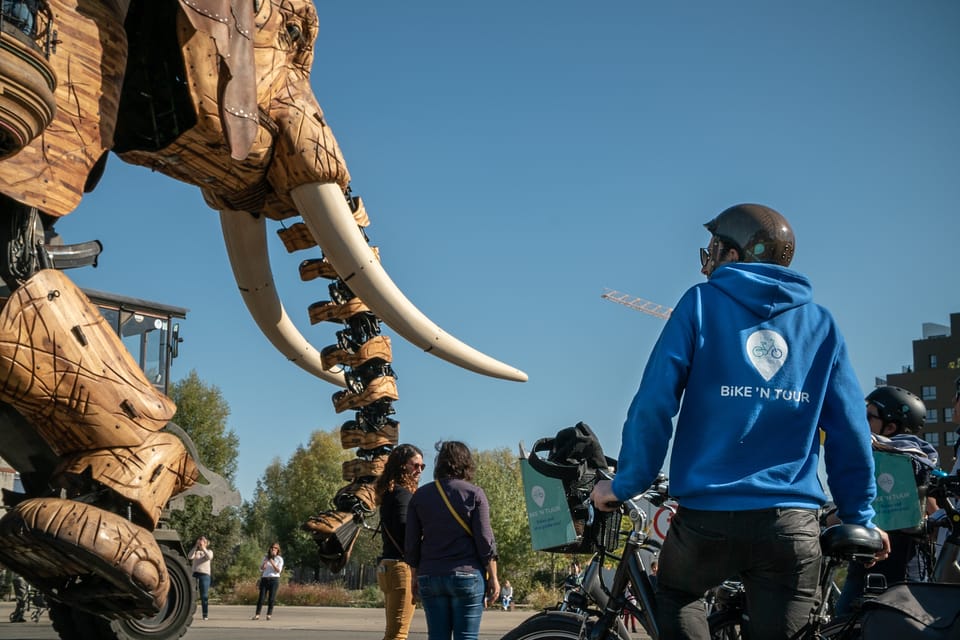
435, 480, 472, 536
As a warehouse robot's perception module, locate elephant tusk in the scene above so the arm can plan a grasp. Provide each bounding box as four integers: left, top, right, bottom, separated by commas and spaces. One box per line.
291, 183, 528, 383
219, 209, 347, 387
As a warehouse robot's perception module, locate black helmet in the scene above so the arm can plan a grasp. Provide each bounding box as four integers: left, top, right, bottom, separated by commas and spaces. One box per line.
865, 386, 926, 434
704, 204, 795, 267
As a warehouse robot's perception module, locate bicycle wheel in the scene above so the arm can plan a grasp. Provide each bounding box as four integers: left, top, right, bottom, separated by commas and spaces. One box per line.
708, 609, 747, 640
501, 611, 629, 640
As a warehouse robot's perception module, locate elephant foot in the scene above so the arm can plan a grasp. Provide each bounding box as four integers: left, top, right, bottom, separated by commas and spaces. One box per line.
0, 497, 168, 618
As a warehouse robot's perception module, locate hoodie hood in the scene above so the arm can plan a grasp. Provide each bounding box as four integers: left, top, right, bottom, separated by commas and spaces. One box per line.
709, 262, 813, 320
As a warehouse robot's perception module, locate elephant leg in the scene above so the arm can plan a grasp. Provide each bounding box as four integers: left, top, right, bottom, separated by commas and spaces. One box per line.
0, 269, 198, 616
0, 498, 170, 618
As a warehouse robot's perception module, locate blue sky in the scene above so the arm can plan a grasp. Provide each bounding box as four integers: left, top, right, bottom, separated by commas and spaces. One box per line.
57, 1, 958, 503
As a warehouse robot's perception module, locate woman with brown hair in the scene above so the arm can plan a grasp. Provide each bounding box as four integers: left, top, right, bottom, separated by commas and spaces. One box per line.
406, 441, 499, 640
375, 444, 425, 640
253, 542, 283, 621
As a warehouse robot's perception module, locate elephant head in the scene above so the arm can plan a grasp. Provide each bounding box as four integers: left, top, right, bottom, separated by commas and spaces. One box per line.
0, 0, 527, 384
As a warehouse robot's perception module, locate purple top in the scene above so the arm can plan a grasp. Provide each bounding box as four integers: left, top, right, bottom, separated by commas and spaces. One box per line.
405, 478, 498, 576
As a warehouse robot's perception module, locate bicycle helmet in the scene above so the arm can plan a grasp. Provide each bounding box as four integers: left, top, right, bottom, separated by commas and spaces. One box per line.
865, 385, 926, 434
703, 203, 795, 267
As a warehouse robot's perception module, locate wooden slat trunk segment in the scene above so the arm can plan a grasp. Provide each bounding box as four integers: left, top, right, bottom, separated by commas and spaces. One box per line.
321, 334, 393, 371
0, 270, 176, 455
332, 376, 398, 414
0, 0, 127, 217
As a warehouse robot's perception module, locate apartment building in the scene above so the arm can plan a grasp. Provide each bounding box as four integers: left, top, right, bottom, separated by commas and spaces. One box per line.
884, 312, 960, 468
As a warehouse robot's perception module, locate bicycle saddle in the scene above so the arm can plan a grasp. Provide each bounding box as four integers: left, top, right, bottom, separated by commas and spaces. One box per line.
820, 524, 884, 561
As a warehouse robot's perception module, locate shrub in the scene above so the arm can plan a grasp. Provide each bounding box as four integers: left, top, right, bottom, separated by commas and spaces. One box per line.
354, 584, 384, 608
523, 584, 563, 611
218, 579, 353, 606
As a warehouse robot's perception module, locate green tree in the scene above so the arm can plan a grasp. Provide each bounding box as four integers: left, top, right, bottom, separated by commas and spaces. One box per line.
166, 370, 244, 586
475, 447, 543, 594
250, 429, 354, 578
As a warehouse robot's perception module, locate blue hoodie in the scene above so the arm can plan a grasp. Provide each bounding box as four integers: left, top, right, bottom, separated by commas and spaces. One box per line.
611, 262, 877, 527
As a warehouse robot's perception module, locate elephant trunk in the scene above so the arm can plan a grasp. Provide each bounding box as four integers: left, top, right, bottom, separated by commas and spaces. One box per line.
291, 182, 528, 382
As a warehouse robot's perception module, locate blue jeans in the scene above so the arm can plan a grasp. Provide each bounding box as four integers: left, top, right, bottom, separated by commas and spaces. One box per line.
656, 507, 821, 640
417, 569, 485, 640
194, 573, 210, 617
1, 1, 34, 35
255, 576, 279, 616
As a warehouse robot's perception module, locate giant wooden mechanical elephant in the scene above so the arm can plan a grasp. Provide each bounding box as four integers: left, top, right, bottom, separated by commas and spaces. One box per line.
0, 0, 526, 629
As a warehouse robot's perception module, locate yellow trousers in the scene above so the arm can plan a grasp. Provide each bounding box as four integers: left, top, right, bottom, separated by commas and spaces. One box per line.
377, 559, 415, 640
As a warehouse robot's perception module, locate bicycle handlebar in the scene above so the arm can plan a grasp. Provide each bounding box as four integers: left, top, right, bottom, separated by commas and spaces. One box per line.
928, 472, 960, 531
587, 468, 672, 532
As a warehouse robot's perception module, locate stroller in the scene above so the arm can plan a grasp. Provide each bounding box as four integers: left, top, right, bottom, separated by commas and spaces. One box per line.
10, 576, 48, 623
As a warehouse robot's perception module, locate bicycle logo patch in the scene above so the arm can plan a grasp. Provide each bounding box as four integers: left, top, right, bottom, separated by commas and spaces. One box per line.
746, 329, 788, 381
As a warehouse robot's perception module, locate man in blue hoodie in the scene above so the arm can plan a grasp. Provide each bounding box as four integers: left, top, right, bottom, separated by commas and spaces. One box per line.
591, 203, 890, 639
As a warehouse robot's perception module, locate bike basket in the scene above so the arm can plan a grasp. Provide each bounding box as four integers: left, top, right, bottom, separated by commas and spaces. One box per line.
526, 422, 619, 554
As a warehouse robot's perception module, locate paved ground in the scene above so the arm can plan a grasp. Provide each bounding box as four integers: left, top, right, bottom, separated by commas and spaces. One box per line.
0, 601, 629, 640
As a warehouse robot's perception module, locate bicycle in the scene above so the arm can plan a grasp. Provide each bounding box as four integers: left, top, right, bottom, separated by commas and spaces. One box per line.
751, 341, 783, 359
709, 472, 960, 640
503, 466, 884, 640
707, 524, 882, 639
503, 470, 671, 640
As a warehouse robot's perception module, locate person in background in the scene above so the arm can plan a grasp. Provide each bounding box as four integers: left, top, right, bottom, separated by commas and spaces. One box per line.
937, 376, 960, 551
375, 444, 425, 640
591, 203, 889, 640
836, 386, 938, 615
562, 562, 582, 591
187, 535, 213, 621
1, 0, 36, 36
253, 542, 283, 621
406, 440, 499, 640
500, 579, 514, 611
9, 573, 28, 623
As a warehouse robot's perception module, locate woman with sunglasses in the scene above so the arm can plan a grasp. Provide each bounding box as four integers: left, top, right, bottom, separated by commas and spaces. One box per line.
253, 542, 283, 620
374, 444, 425, 640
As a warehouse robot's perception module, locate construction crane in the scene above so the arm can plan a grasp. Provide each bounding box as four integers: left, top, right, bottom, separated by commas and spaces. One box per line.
601, 289, 672, 320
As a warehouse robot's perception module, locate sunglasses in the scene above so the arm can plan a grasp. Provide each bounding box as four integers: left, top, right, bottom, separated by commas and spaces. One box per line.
866, 411, 883, 422
699, 247, 710, 268
409, 462, 426, 471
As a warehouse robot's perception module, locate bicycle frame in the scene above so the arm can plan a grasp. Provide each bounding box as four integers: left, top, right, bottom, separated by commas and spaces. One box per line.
557, 475, 668, 640
928, 473, 960, 584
